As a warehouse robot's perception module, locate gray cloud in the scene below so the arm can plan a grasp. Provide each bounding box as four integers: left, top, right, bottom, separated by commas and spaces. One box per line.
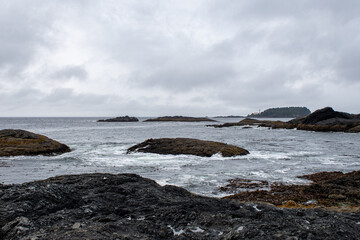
50, 65, 88, 80
0, 0, 359, 116
0, 1, 56, 76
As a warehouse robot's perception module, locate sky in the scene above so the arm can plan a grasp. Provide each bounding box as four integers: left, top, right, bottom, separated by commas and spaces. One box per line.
1, 0, 360, 117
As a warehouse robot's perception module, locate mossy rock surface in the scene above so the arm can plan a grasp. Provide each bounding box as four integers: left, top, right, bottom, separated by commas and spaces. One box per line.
223, 170, 360, 211
0, 129, 71, 157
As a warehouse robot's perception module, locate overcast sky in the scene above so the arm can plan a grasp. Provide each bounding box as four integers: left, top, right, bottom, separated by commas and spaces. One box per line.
1, 0, 359, 117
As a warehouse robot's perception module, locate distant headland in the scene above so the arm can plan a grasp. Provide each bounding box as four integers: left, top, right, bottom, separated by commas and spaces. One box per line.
247, 107, 311, 118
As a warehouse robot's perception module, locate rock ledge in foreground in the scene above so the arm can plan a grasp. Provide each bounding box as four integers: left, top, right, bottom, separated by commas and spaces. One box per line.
127, 138, 249, 157
0, 173, 359, 240
223, 170, 360, 211
0, 129, 71, 157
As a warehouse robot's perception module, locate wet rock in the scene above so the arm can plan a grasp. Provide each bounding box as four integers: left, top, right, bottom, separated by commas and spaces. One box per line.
144, 116, 216, 122
223, 170, 360, 211
0, 129, 71, 157
127, 138, 249, 157
208, 118, 295, 129
347, 125, 360, 133
1, 173, 360, 239
97, 116, 139, 122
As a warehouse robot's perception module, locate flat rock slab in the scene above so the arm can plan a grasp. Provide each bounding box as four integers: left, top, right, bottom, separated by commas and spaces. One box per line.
144, 116, 216, 122
0, 129, 71, 157
97, 116, 139, 122
127, 138, 249, 157
0, 173, 359, 239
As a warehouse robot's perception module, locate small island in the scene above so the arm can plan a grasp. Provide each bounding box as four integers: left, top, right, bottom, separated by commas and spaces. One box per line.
144, 116, 216, 122
247, 107, 311, 118
97, 116, 139, 122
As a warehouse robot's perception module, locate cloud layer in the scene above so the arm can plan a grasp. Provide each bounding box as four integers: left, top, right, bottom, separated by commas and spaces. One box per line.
1, 0, 359, 116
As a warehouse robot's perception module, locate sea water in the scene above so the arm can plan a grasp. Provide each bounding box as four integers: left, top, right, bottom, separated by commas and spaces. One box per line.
1, 117, 359, 197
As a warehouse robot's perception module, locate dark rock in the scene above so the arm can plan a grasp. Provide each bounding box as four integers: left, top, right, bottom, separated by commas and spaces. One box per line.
213, 115, 245, 118
209, 107, 360, 133
0, 129, 71, 157
223, 170, 360, 211
127, 138, 249, 157
144, 116, 216, 122
300, 107, 353, 125
208, 118, 295, 129
0, 173, 359, 239
97, 116, 139, 122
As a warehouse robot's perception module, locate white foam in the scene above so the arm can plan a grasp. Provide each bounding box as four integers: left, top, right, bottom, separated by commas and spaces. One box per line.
168, 225, 184, 236
190, 226, 205, 233
235, 226, 244, 232
253, 205, 261, 212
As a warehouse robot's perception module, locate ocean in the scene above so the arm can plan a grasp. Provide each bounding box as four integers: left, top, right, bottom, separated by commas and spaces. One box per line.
1, 117, 359, 197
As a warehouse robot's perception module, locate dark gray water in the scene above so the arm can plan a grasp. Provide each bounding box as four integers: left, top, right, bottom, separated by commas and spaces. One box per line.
1, 117, 360, 197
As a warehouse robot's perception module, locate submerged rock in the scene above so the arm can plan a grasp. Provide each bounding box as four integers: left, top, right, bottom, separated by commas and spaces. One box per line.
0, 129, 71, 157
223, 170, 360, 211
144, 116, 216, 122
0, 173, 359, 239
127, 138, 249, 157
97, 116, 139, 122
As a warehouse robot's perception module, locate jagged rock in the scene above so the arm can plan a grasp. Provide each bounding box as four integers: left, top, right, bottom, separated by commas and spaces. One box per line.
127, 138, 249, 157
97, 116, 139, 122
0, 173, 359, 239
144, 116, 216, 122
299, 107, 353, 125
0, 129, 70, 157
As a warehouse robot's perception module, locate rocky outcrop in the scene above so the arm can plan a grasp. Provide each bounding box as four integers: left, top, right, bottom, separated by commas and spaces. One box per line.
144, 116, 216, 122
0, 129, 71, 157
97, 116, 139, 122
289, 107, 360, 132
1, 173, 360, 240
223, 170, 360, 211
127, 138, 249, 157
208, 118, 295, 129
209, 107, 360, 133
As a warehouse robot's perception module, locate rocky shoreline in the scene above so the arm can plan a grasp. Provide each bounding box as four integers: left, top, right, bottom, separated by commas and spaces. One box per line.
208, 107, 360, 133
222, 170, 360, 212
1, 173, 360, 240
